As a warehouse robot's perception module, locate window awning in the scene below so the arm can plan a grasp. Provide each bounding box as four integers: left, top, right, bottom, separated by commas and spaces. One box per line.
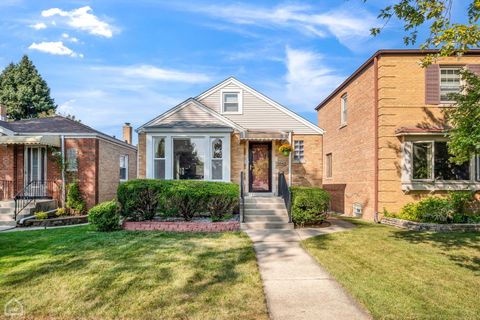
240, 130, 289, 141
0, 135, 61, 147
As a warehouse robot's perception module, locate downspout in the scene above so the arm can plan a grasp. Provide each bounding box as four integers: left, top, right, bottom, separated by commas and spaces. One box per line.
373, 56, 380, 222
61, 135, 66, 207
288, 131, 292, 187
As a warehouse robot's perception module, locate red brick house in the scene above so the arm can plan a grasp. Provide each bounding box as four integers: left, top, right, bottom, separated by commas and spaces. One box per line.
0, 112, 136, 225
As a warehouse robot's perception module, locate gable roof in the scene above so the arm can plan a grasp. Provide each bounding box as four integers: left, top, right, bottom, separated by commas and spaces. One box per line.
137, 98, 245, 132
196, 77, 324, 134
0, 116, 135, 149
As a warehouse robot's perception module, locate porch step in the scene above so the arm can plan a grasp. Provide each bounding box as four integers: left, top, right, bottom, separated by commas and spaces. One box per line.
244, 197, 284, 204
244, 203, 285, 210
0, 220, 16, 227
244, 208, 288, 216
244, 215, 289, 223
241, 222, 294, 230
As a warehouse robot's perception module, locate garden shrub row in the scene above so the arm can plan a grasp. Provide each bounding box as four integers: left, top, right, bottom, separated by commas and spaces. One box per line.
385, 191, 480, 224
88, 200, 120, 231
117, 179, 239, 222
290, 186, 330, 227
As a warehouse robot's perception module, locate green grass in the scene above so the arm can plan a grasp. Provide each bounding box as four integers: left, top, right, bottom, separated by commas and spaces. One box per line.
302, 219, 480, 320
0, 226, 268, 320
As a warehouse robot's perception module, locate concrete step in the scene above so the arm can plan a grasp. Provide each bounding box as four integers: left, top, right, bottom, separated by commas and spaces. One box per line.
244, 215, 289, 223
241, 222, 294, 230
0, 201, 15, 208
244, 209, 288, 216
0, 207, 13, 214
0, 214, 14, 221
244, 198, 284, 204
0, 221, 17, 227
244, 203, 285, 210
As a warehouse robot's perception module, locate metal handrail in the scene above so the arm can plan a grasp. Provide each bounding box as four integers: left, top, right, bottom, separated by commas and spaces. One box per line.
278, 172, 292, 223
240, 171, 245, 223
14, 180, 56, 221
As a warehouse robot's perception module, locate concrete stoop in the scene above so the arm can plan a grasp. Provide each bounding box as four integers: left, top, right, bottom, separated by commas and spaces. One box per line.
0, 199, 57, 227
242, 196, 293, 230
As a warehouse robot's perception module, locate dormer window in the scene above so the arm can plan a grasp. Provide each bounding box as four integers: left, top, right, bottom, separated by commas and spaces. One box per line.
221, 90, 242, 114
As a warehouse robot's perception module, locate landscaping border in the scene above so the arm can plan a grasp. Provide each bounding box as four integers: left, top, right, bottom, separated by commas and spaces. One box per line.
123, 221, 240, 232
22, 215, 88, 227
381, 217, 480, 232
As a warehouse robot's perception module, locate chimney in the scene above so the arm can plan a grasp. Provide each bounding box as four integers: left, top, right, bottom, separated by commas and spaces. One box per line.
122, 122, 132, 144
0, 105, 6, 121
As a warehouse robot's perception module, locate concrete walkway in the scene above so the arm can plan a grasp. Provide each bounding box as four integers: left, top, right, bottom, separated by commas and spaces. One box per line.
246, 218, 371, 320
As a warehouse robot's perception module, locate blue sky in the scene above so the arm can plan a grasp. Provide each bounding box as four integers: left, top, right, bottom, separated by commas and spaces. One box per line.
0, 0, 470, 142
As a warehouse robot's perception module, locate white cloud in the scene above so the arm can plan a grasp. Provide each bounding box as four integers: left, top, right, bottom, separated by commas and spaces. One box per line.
180, 3, 377, 50
41, 6, 114, 38
30, 22, 47, 30
62, 33, 79, 43
284, 47, 344, 109
28, 41, 83, 58
93, 65, 211, 83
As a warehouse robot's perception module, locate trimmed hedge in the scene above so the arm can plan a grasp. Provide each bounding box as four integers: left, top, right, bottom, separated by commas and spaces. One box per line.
117, 179, 239, 221
88, 200, 120, 231
290, 186, 330, 227
387, 191, 480, 224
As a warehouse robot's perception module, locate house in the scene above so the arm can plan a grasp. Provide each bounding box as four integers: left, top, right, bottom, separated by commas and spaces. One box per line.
137, 77, 324, 196
316, 49, 480, 220
0, 112, 137, 224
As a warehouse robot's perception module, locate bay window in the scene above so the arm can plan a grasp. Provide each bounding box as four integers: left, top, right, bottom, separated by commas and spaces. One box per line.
173, 138, 205, 180
153, 137, 165, 179
211, 138, 223, 180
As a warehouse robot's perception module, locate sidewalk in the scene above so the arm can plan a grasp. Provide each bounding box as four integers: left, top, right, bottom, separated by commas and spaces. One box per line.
246, 218, 371, 320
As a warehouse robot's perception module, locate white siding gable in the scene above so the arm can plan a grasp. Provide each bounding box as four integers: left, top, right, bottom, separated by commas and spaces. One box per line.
197, 78, 323, 134
156, 101, 223, 125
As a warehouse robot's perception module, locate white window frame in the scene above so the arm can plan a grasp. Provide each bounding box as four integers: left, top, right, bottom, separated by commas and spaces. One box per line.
120, 155, 129, 182
401, 137, 480, 191
293, 140, 304, 163
340, 93, 347, 126
153, 136, 166, 179
439, 66, 462, 104
220, 89, 243, 114
146, 133, 231, 182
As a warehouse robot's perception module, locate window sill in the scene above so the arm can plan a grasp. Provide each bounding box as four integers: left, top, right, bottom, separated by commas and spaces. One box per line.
402, 181, 480, 192
221, 111, 242, 115
293, 160, 305, 164
338, 123, 347, 130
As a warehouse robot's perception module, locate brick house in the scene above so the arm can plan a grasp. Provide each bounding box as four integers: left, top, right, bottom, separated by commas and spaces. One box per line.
0, 114, 137, 224
137, 77, 323, 196
316, 49, 480, 220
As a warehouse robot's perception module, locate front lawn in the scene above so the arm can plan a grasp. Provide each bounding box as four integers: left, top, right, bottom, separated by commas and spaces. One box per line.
302, 219, 480, 320
0, 226, 268, 320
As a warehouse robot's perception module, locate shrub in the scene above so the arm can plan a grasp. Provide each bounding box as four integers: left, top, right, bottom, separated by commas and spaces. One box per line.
34, 211, 48, 220
88, 200, 120, 232
290, 186, 330, 227
55, 208, 67, 217
117, 179, 239, 221
66, 182, 86, 214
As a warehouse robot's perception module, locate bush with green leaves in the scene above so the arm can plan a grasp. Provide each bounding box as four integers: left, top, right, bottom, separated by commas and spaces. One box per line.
66, 182, 86, 214
117, 179, 239, 221
394, 192, 480, 224
290, 186, 330, 227
34, 211, 48, 220
88, 200, 120, 232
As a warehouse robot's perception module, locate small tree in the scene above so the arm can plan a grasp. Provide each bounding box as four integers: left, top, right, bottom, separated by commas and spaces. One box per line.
445, 70, 480, 164
0, 55, 56, 120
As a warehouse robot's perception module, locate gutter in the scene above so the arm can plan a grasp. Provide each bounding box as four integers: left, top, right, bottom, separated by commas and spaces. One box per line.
374, 56, 379, 222
61, 135, 66, 207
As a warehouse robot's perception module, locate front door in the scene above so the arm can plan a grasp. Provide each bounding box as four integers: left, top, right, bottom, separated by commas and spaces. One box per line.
249, 142, 272, 192
24, 147, 47, 196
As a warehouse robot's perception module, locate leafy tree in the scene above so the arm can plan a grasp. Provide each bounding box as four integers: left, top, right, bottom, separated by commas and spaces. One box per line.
0, 55, 56, 120
445, 70, 480, 164
369, 0, 480, 65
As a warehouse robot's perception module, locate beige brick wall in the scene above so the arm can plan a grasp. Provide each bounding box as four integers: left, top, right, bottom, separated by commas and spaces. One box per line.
317, 64, 377, 219
377, 54, 480, 214
138, 132, 146, 178
98, 139, 137, 203
291, 134, 323, 187
230, 133, 246, 185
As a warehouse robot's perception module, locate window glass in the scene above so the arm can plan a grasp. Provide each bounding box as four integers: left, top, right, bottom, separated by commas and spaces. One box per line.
434, 142, 470, 180
212, 138, 223, 158
211, 138, 223, 180
294, 140, 304, 162
119, 155, 128, 181
66, 148, 78, 172
153, 137, 165, 180
173, 138, 205, 180
341, 94, 347, 125
223, 92, 239, 112
440, 67, 461, 102
412, 142, 432, 180
326, 153, 332, 178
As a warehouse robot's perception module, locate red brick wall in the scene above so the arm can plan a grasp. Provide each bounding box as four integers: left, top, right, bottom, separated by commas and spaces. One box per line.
0, 145, 14, 182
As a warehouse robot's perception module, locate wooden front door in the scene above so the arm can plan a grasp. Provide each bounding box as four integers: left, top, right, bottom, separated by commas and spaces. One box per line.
249, 142, 272, 192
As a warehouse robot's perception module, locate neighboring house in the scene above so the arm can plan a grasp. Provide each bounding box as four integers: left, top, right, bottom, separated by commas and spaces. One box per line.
137, 77, 323, 195
0, 113, 137, 216
316, 49, 480, 220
